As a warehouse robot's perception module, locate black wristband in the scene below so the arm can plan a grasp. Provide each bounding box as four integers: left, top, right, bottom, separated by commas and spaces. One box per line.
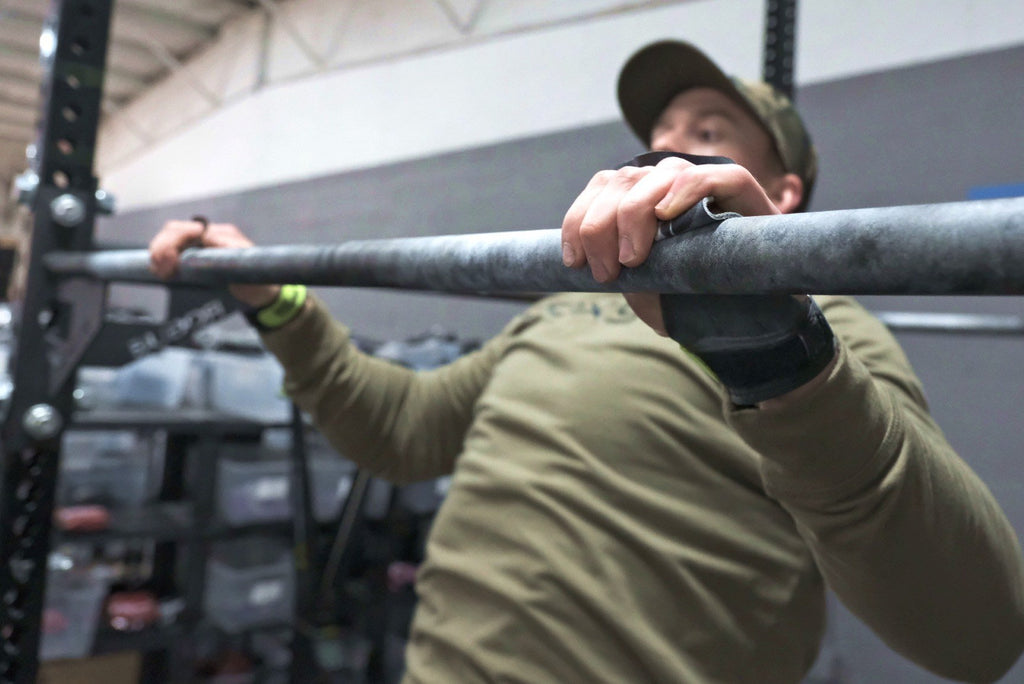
692, 300, 836, 405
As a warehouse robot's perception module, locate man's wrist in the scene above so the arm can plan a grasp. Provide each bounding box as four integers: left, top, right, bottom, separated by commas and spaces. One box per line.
756, 352, 838, 409
229, 283, 281, 308
244, 284, 308, 331
671, 297, 837, 406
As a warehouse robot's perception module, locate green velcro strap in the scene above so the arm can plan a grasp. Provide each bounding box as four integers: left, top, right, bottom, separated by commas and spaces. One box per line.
256, 284, 307, 329
680, 344, 718, 380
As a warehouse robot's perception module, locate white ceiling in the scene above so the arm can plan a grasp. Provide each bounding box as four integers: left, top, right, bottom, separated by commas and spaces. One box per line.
0, 0, 257, 185
0, 0, 670, 194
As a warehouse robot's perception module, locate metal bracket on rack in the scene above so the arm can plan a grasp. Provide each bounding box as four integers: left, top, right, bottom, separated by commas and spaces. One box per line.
48, 278, 106, 395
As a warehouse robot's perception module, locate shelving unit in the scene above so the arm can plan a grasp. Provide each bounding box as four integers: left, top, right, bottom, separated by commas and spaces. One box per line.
7, 305, 458, 682
41, 333, 433, 683
48, 359, 299, 679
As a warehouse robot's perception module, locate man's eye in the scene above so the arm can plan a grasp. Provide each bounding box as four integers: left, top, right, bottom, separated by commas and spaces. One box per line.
697, 127, 720, 143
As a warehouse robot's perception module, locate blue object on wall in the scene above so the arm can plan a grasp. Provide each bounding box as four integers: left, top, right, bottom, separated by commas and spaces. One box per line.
968, 182, 1024, 200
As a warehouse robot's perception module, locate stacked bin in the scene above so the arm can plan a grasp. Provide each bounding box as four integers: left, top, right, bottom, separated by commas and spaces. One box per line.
215, 429, 362, 526
203, 538, 295, 634
40, 554, 113, 660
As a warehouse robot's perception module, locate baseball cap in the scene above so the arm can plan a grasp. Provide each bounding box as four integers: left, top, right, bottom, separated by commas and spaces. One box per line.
617, 40, 818, 210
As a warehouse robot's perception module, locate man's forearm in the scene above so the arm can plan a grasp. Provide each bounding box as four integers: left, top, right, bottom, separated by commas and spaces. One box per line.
732, 344, 1024, 680
259, 295, 483, 483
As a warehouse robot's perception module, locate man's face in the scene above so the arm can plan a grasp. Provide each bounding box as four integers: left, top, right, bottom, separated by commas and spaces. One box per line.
648, 87, 783, 188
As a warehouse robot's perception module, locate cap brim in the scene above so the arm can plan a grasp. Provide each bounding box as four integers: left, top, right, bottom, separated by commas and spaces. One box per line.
617, 40, 746, 145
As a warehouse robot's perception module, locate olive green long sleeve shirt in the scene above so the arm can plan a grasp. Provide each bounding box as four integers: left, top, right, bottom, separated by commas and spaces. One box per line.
262, 292, 1024, 683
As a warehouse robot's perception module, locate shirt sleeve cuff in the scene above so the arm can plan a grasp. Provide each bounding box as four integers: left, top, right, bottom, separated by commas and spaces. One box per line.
727, 342, 902, 505
258, 293, 354, 374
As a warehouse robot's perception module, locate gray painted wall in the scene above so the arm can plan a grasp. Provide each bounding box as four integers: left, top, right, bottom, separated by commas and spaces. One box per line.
99, 44, 1024, 682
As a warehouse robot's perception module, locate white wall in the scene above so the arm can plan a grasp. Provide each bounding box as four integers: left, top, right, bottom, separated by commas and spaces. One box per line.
97, 0, 1024, 210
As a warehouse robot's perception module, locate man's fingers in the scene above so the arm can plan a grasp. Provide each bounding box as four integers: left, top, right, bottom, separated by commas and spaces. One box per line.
655, 163, 779, 221
148, 219, 254, 279
148, 219, 205, 279
564, 159, 778, 284
204, 222, 254, 249
561, 170, 615, 269
576, 166, 650, 282
615, 158, 692, 266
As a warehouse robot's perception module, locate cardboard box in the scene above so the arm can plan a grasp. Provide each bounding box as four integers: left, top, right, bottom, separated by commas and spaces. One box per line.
37, 651, 141, 684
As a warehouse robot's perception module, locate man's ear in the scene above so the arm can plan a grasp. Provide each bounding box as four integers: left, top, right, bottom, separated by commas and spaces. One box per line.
767, 173, 804, 214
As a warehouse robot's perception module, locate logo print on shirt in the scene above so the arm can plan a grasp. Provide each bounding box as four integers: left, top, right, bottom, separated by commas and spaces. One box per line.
547, 298, 635, 324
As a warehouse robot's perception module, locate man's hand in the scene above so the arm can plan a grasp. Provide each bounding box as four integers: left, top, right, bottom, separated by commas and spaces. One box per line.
561, 154, 835, 405
148, 219, 280, 308
560, 153, 781, 334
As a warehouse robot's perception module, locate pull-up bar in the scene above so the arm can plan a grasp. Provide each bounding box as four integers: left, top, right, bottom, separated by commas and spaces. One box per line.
47, 197, 1024, 295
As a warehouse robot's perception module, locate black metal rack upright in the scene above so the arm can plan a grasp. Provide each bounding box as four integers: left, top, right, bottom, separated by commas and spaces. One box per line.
0, 0, 364, 676
0, 1, 112, 681
0, 2, 326, 680
762, 0, 799, 100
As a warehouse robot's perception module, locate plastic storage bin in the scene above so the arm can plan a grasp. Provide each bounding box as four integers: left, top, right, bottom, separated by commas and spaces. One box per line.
73, 365, 120, 411
204, 539, 294, 633
258, 426, 393, 521
217, 457, 291, 525
59, 430, 162, 508
373, 333, 467, 370
205, 350, 290, 423
309, 457, 357, 522
216, 455, 359, 525
397, 475, 451, 516
40, 559, 112, 660
361, 479, 393, 521
113, 347, 196, 409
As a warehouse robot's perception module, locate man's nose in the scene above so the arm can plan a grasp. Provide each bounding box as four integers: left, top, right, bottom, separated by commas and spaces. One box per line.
649, 131, 684, 154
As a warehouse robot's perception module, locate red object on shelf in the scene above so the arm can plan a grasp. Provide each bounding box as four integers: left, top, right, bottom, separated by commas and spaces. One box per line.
53, 504, 111, 532
41, 608, 69, 635
105, 590, 160, 631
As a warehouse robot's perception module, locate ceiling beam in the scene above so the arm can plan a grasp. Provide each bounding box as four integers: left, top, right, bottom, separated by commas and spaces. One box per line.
138, 37, 221, 106
0, 67, 38, 91
0, 40, 156, 89
0, 92, 36, 110
0, 43, 43, 71
0, 0, 45, 21
0, 9, 47, 50
0, 105, 35, 127
113, 1, 220, 42
254, 0, 326, 69
0, 136, 29, 154
431, 0, 486, 34
101, 99, 154, 145
0, 7, 161, 76
0, 121, 32, 140
0, 81, 37, 105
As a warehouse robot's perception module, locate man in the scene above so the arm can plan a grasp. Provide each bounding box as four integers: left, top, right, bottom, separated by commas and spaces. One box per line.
150, 40, 1024, 683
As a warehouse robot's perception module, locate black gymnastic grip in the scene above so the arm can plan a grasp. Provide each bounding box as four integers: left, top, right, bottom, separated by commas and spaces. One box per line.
618, 151, 740, 241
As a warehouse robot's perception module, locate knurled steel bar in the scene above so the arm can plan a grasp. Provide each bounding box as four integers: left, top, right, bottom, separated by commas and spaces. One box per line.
0, 2, 112, 682
45, 197, 1024, 295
